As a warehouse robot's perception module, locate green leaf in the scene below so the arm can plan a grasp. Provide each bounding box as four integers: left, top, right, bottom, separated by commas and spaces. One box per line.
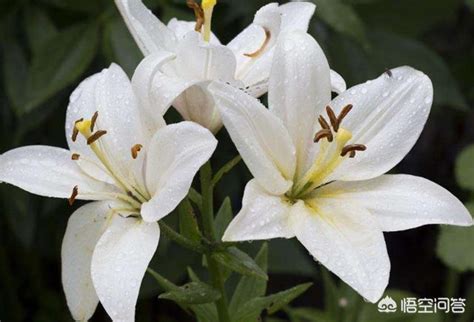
215, 197, 233, 239
178, 199, 201, 242
102, 17, 143, 77
211, 155, 242, 187
436, 202, 474, 272
288, 308, 336, 322
455, 145, 474, 191
23, 6, 58, 54
321, 268, 339, 319
212, 247, 268, 280
39, 0, 102, 13
268, 239, 316, 276
229, 243, 268, 314
233, 283, 313, 322
159, 281, 221, 305
2, 40, 29, 111
467, 0, 474, 10
23, 23, 99, 115
312, 0, 368, 48
368, 31, 467, 110
356, 0, 463, 37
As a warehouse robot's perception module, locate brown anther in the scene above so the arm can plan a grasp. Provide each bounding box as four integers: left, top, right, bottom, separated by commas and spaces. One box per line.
314, 129, 333, 143
131, 144, 143, 159
385, 68, 393, 77
91, 111, 99, 132
68, 186, 79, 206
318, 115, 331, 131
71, 153, 80, 161
87, 130, 107, 145
244, 28, 271, 58
72, 118, 83, 142
349, 151, 356, 158
336, 104, 353, 130
341, 144, 367, 157
326, 106, 338, 131
187, 0, 205, 32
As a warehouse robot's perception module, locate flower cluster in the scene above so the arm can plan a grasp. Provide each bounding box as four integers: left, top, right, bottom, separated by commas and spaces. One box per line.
0, 0, 471, 321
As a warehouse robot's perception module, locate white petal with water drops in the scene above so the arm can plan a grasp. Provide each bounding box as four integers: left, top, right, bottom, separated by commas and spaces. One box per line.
141, 122, 217, 222
62, 202, 111, 321
319, 175, 474, 231
223, 179, 294, 241
0, 146, 117, 200
91, 216, 160, 322
210, 81, 296, 195
290, 200, 390, 303
327, 66, 433, 183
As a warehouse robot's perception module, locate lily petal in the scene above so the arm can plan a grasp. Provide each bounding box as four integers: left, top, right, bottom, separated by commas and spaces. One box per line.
131, 52, 174, 136
141, 122, 217, 222
114, 0, 176, 55
290, 200, 390, 303
61, 202, 111, 321
318, 175, 474, 231
0, 146, 117, 199
269, 31, 331, 178
222, 179, 294, 242
95, 64, 148, 178
66, 73, 115, 184
328, 66, 433, 182
230, 2, 315, 89
175, 31, 237, 83
133, 53, 199, 117
210, 81, 296, 195
167, 18, 221, 44
91, 215, 160, 322
330, 70, 347, 94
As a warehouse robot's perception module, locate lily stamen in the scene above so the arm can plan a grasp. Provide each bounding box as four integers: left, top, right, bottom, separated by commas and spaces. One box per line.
90, 111, 99, 132
318, 115, 331, 131
187, 0, 205, 32
87, 130, 107, 145
71, 153, 80, 161
341, 144, 367, 157
314, 129, 333, 143
336, 104, 353, 130
71, 118, 83, 142
68, 185, 79, 206
131, 144, 143, 159
326, 106, 338, 130
244, 28, 271, 58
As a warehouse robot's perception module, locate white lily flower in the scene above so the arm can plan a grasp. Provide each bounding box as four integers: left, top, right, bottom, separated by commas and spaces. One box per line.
209, 31, 473, 303
0, 64, 217, 321
116, 0, 346, 133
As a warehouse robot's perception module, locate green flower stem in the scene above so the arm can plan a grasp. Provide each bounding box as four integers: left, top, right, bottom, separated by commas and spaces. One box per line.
200, 162, 231, 322
159, 221, 205, 253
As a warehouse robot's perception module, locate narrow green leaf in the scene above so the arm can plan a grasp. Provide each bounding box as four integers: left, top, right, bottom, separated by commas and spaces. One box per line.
267, 283, 313, 314
211, 155, 242, 187
23, 6, 57, 54
288, 308, 336, 322
321, 268, 339, 318
215, 197, 233, 239
436, 202, 474, 272
312, 0, 368, 48
147, 268, 179, 292
233, 283, 313, 322
178, 199, 201, 242
229, 243, 268, 314
160, 281, 221, 305
102, 17, 143, 77
455, 145, 474, 191
188, 188, 203, 211
212, 247, 268, 280
23, 23, 99, 114
2, 40, 29, 111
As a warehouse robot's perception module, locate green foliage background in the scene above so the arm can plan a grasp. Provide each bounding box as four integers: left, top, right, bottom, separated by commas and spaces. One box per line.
0, 0, 473, 321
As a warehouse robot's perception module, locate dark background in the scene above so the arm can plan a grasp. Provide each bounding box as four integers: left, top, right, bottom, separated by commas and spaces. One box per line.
0, 0, 473, 321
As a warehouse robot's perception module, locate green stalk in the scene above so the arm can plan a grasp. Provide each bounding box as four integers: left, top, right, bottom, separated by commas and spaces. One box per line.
159, 221, 205, 253
200, 162, 231, 322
